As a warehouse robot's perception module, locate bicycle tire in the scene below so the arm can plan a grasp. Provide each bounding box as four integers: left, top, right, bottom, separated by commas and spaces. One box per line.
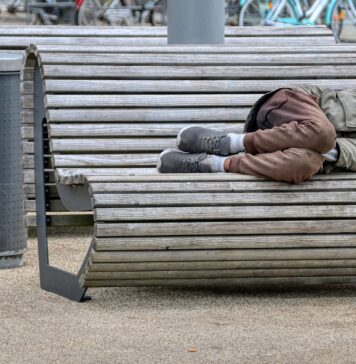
328, 0, 354, 41
78, 0, 113, 25
239, 0, 297, 26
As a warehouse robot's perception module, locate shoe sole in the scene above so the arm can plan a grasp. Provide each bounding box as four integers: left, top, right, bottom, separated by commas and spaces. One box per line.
156, 148, 179, 172
176, 125, 200, 150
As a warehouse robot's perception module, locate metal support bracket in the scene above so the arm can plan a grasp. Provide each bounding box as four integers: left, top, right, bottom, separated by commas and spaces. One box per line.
34, 64, 90, 302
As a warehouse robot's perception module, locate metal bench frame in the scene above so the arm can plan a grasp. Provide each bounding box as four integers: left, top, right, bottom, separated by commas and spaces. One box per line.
34, 64, 90, 301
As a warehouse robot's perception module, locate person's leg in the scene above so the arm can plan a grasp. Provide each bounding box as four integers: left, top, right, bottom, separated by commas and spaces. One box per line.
224, 148, 325, 184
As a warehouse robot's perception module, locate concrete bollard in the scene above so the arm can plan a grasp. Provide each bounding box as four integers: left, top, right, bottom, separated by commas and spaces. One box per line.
167, 0, 225, 44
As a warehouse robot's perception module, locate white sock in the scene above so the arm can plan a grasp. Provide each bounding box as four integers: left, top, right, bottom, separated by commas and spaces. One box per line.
202, 155, 227, 173
228, 133, 245, 154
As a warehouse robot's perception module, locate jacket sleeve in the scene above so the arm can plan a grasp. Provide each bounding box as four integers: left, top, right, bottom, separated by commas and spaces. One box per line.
335, 138, 356, 171
291, 85, 329, 99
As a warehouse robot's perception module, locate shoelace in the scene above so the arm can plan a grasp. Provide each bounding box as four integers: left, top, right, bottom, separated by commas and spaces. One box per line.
182, 154, 206, 173
200, 135, 223, 153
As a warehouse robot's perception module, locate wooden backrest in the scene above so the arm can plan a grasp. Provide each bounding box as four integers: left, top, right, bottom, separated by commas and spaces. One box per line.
0, 25, 335, 50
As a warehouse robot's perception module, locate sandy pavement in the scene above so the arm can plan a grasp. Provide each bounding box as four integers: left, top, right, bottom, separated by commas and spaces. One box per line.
0, 228, 356, 363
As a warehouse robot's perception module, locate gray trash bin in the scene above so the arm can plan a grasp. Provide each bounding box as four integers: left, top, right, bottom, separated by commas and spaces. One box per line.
0, 53, 27, 269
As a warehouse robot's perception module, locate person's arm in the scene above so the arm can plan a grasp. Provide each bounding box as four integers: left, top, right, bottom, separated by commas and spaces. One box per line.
334, 138, 356, 171
291, 85, 328, 100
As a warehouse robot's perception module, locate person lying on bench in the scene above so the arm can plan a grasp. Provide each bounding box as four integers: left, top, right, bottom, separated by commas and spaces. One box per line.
157, 86, 356, 184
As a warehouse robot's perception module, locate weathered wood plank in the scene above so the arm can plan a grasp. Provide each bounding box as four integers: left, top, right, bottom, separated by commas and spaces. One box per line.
44, 79, 356, 94
88, 259, 356, 272
0, 25, 333, 36
86, 172, 356, 183
42, 65, 355, 79
47, 108, 248, 122
92, 248, 356, 263
85, 268, 356, 280
83, 276, 356, 287
40, 53, 356, 66
56, 168, 157, 185
45, 94, 260, 108
51, 138, 175, 152
92, 191, 356, 207
0, 36, 336, 47
94, 205, 356, 222
37, 44, 356, 54
94, 220, 356, 237
93, 234, 356, 251
89, 180, 356, 193
53, 154, 158, 168
48, 123, 243, 137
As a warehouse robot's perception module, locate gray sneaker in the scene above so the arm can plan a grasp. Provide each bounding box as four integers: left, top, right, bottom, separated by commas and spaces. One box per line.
157, 148, 211, 173
177, 125, 230, 155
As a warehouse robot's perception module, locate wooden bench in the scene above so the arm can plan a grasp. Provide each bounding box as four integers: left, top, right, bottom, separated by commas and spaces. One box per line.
0, 25, 334, 228
23, 42, 356, 301
6, 26, 340, 227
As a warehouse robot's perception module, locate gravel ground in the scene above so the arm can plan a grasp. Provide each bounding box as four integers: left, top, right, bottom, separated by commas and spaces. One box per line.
1, 228, 356, 363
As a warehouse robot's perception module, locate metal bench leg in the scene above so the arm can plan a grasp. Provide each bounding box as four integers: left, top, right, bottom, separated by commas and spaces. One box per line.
34, 64, 89, 302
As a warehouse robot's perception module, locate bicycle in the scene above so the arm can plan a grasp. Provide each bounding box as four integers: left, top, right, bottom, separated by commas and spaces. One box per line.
238, 0, 356, 42
77, 0, 166, 26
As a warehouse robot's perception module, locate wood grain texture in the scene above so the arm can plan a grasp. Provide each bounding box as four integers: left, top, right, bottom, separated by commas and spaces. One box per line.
45, 94, 261, 108
92, 191, 356, 207
91, 248, 356, 263
36, 44, 356, 54
83, 276, 356, 288
47, 108, 248, 122
94, 205, 356, 222
88, 259, 356, 272
94, 220, 356, 237
84, 268, 356, 280
93, 234, 356, 251
42, 65, 353, 79
44, 79, 356, 94
48, 123, 243, 137
40, 53, 356, 65
0, 25, 333, 36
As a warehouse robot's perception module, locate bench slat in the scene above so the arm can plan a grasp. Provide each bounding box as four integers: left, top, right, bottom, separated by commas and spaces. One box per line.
42, 65, 356, 79
84, 268, 356, 280
93, 234, 356, 250
83, 276, 356, 287
48, 108, 248, 122
89, 180, 356, 193
44, 79, 356, 93
94, 220, 356, 237
2, 36, 336, 47
51, 138, 174, 152
0, 25, 333, 36
40, 53, 356, 65
45, 94, 261, 108
92, 191, 356, 207
48, 123, 242, 137
92, 248, 356, 263
94, 205, 356, 222
53, 154, 159, 167
37, 44, 354, 54
88, 259, 356, 272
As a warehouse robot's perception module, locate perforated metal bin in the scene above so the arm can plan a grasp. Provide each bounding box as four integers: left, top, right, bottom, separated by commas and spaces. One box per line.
0, 53, 27, 269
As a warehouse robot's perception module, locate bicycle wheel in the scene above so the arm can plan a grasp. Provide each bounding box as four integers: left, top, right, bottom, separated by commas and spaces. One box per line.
78, 0, 113, 25
239, 0, 296, 26
239, 0, 269, 25
329, 0, 356, 42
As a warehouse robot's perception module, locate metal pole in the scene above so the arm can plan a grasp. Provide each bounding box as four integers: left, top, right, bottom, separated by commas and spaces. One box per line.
167, 0, 225, 44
